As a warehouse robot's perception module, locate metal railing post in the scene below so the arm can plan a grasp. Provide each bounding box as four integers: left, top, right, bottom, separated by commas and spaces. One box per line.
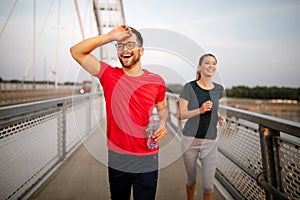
166, 95, 171, 122
176, 97, 182, 133
272, 133, 284, 194
57, 103, 67, 161
88, 94, 92, 133
259, 125, 280, 200
62, 104, 67, 158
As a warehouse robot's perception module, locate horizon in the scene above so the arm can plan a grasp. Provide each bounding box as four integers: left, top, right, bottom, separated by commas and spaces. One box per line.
1, 77, 299, 90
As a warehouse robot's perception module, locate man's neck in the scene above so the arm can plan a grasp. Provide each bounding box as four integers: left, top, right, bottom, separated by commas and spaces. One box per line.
122, 65, 144, 77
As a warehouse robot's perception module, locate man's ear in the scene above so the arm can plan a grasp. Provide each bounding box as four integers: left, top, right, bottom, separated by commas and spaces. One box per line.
140, 47, 144, 56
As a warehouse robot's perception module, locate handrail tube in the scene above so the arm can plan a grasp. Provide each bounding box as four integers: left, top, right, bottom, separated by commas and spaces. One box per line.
219, 105, 300, 137
0, 93, 95, 120
0, 107, 60, 128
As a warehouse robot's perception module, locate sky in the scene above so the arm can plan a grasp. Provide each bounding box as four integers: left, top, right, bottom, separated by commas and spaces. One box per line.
0, 0, 300, 89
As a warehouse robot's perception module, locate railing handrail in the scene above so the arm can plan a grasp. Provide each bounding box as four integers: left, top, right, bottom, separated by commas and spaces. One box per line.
219, 105, 300, 137
0, 92, 103, 121
165, 92, 300, 137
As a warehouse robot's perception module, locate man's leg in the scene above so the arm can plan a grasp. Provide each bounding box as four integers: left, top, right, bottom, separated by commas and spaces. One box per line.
108, 150, 134, 200
132, 153, 158, 200
132, 170, 158, 200
108, 167, 132, 200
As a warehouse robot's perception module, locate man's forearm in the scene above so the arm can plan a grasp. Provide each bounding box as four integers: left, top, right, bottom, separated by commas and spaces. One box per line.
70, 25, 132, 75
158, 108, 167, 126
70, 33, 112, 65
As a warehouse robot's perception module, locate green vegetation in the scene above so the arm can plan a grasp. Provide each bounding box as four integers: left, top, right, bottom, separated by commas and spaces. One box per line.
226, 86, 299, 101
0, 77, 81, 86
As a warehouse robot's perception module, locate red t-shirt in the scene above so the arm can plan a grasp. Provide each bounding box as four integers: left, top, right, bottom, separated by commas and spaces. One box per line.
96, 61, 166, 155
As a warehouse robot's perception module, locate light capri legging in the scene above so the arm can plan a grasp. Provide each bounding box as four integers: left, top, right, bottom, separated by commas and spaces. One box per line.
181, 136, 218, 194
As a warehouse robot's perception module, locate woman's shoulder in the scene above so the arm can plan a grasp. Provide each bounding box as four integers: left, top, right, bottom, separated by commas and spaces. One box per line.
213, 82, 224, 90
184, 80, 196, 87
180, 81, 196, 97
182, 80, 197, 91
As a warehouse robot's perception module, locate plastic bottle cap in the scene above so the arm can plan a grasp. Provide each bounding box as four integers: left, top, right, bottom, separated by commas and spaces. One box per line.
152, 107, 158, 114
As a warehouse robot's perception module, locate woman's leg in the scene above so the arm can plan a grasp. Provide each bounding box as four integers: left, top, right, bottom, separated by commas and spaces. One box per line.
199, 141, 218, 199
182, 137, 200, 200
182, 147, 199, 186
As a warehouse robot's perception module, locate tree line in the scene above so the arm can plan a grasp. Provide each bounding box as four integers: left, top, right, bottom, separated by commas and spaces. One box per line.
0, 77, 80, 86
225, 86, 299, 101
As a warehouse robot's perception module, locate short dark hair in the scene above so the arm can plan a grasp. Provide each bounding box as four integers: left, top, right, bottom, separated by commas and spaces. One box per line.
130, 27, 143, 47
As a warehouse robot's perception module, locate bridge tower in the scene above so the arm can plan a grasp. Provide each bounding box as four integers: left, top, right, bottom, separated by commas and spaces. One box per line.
93, 0, 125, 63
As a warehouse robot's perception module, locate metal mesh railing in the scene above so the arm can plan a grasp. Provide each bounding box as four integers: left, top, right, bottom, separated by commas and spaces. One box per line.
277, 137, 300, 199
0, 92, 104, 200
218, 153, 265, 199
217, 119, 266, 199
0, 111, 61, 200
218, 121, 263, 174
166, 93, 300, 200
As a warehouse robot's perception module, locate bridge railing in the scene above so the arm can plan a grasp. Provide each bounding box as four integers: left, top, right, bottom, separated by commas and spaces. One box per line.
166, 92, 300, 200
1, 92, 299, 200
0, 92, 104, 200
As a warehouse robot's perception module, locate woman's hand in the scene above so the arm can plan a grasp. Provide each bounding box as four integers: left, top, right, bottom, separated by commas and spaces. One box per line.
200, 100, 213, 114
218, 116, 226, 126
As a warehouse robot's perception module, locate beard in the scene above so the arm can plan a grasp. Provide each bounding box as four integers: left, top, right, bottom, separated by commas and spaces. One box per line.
118, 51, 141, 68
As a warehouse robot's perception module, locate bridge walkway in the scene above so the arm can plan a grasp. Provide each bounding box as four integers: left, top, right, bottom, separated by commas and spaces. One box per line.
28, 124, 227, 200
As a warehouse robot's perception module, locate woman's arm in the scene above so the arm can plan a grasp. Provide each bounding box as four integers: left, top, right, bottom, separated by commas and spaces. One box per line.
177, 98, 212, 120
218, 112, 226, 126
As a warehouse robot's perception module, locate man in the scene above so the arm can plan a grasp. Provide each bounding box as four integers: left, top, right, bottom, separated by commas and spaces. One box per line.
70, 25, 167, 200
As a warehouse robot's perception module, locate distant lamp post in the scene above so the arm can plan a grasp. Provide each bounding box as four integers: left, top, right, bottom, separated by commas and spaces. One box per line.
54, 0, 61, 90
32, 0, 36, 89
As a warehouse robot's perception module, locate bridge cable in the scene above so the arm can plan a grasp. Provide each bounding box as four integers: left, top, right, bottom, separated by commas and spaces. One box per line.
22, 0, 55, 82
0, 0, 18, 39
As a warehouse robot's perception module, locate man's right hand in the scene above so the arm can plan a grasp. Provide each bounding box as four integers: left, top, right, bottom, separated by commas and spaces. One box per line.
109, 24, 132, 42
70, 24, 133, 76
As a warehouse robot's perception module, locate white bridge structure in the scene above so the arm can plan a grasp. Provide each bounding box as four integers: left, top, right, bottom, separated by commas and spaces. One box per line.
0, 1, 299, 200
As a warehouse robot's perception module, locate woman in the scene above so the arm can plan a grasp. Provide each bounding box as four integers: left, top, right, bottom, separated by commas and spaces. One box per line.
178, 53, 226, 200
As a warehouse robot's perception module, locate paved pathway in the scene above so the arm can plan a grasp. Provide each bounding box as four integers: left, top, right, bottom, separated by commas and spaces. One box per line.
29, 125, 226, 200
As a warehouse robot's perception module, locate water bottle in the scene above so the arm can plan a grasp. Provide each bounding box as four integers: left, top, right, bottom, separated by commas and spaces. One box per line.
147, 107, 160, 149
